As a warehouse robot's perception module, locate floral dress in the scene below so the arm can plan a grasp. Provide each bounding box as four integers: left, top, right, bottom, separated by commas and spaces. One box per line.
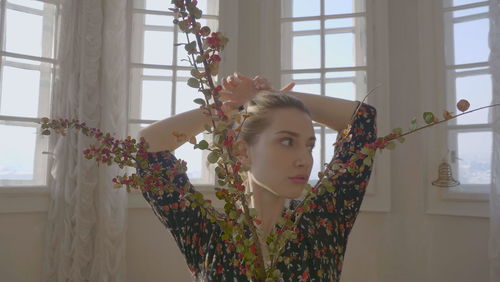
137, 103, 377, 281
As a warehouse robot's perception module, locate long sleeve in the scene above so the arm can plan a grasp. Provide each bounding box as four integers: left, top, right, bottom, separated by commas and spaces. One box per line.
314, 102, 377, 237
136, 150, 215, 275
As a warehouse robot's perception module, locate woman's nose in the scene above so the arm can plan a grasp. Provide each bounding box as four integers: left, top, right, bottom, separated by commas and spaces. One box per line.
294, 150, 312, 167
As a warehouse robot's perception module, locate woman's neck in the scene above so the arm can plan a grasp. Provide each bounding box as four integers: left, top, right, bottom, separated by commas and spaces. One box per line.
249, 184, 286, 239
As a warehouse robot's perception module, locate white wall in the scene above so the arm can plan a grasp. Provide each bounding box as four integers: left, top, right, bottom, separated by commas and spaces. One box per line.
0, 0, 490, 281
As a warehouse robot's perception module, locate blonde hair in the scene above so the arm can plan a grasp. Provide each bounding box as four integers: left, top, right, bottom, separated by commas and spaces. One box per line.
232, 91, 312, 197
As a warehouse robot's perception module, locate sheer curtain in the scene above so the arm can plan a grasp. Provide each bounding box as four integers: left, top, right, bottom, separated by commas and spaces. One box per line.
490, 0, 500, 281
41, 0, 129, 281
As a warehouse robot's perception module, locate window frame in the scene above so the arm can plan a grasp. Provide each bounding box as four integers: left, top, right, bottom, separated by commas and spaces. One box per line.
126, 0, 238, 209
420, 0, 490, 218
0, 0, 59, 190
277, 0, 391, 213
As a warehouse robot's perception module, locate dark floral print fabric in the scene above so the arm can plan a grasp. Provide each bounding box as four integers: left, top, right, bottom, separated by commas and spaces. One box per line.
138, 103, 377, 281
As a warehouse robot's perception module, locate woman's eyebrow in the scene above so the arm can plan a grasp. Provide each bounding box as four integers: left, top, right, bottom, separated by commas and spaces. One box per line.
275, 130, 316, 141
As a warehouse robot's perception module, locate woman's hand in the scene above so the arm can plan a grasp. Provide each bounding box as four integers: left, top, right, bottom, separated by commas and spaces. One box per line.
220, 73, 296, 112
220, 73, 257, 111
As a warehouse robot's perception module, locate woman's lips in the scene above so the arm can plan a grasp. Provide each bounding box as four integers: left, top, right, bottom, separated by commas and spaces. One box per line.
289, 177, 307, 184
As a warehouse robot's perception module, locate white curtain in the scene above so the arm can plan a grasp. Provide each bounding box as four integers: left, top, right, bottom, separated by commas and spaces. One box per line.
41, 0, 129, 281
490, 0, 500, 281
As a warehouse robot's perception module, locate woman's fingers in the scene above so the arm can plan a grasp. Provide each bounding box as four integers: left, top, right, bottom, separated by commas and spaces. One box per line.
219, 89, 233, 98
223, 77, 233, 90
253, 76, 272, 90
221, 101, 240, 113
280, 82, 295, 91
235, 72, 252, 82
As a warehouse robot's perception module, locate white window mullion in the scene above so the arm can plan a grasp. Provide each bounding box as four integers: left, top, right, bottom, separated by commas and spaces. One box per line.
320, 0, 326, 170
171, 24, 178, 117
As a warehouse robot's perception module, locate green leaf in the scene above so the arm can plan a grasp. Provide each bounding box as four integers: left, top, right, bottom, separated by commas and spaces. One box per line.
193, 98, 206, 106
423, 112, 435, 125
190, 68, 204, 79
360, 146, 370, 155
201, 89, 212, 97
197, 140, 209, 150
203, 124, 212, 133
191, 7, 202, 19
386, 141, 396, 150
217, 179, 226, 186
363, 156, 372, 166
229, 210, 237, 219
187, 78, 200, 88
195, 55, 204, 64
397, 137, 405, 143
207, 151, 220, 163
42, 129, 51, 135
409, 117, 417, 131
214, 134, 222, 144
184, 41, 197, 53
392, 127, 403, 135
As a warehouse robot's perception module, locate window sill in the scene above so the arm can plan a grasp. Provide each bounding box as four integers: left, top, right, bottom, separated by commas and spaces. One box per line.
0, 186, 50, 213
0, 184, 226, 213
426, 184, 490, 218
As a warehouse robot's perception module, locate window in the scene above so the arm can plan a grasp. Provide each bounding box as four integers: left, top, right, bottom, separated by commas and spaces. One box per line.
128, 0, 220, 186
0, 0, 59, 187
280, 0, 391, 211
281, 0, 367, 183
442, 0, 492, 194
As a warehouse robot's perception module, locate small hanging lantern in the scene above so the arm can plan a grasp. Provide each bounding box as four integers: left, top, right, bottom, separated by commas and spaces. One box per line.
432, 161, 460, 188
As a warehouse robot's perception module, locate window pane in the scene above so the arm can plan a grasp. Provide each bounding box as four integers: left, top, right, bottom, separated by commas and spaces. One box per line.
292, 35, 321, 69
454, 74, 492, 124
326, 82, 356, 101
175, 78, 202, 114
141, 80, 172, 120
292, 20, 320, 31
281, 73, 320, 91
176, 18, 218, 67
325, 0, 365, 15
145, 14, 173, 26
143, 68, 172, 76
456, 131, 491, 184
5, 9, 43, 57
453, 6, 488, 17
197, 0, 220, 16
325, 131, 338, 161
325, 71, 366, 100
325, 33, 355, 67
138, 0, 219, 15
453, 18, 489, 65
325, 18, 354, 29
292, 73, 321, 80
310, 130, 321, 180
292, 83, 321, 95
143, 31, 174, 65
0, 125, 37, 180
1, 66, 40, 117
142, 0, 171, 12
8, 0, 44, 9
174, 133, 204, 179
452, 0, 486, 7
289, 0, 320, 17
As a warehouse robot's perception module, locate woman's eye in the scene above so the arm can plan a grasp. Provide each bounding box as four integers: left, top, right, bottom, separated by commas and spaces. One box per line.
281, 138, 293, 146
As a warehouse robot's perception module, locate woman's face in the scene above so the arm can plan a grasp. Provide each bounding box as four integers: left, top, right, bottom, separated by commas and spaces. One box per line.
241, 108, 316, 199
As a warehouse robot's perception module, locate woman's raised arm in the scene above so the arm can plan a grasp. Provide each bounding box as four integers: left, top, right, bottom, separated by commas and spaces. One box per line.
280, 90, 359, 132
138, 107, 212, 153
226, 73, 360, 132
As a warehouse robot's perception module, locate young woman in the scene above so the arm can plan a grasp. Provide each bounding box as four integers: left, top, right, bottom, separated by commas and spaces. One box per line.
137, 73, 377, 281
